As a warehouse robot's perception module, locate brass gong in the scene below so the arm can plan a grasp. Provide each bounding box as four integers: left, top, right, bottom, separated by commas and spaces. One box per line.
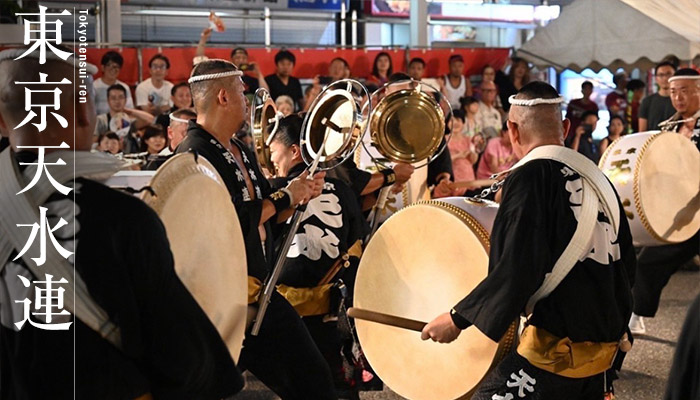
250, 88, 281, 172
368, 81, 445, 164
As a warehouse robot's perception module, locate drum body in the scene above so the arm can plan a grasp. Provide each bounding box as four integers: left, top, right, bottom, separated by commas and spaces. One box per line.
142, 153, 248, 362
355, 197, 516, 400
599, 131, 700, 247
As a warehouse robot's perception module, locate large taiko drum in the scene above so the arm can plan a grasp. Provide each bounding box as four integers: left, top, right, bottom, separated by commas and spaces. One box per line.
599, 131, 700, 247
354, 197, 517, 400
142, 153, 249, 362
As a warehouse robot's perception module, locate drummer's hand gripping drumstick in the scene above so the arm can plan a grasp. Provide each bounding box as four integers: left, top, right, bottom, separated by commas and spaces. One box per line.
251, 120, 336, 336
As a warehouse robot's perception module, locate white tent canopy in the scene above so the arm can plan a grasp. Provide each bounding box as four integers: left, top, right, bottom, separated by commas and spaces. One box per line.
517, 0, 700, 72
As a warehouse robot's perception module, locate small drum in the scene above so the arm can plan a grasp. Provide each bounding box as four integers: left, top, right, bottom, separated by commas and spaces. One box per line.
599, 131, 700, 247
142, 153, 248, 362
354, 197, 517, 400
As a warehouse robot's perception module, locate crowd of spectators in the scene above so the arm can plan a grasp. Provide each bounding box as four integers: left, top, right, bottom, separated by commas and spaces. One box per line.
89, 36, 685, 182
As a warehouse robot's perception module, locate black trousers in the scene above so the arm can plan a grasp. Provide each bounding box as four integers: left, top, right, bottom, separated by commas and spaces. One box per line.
472, 351, 604, 400
633, 232, 699, 317
238, 291, 337, 400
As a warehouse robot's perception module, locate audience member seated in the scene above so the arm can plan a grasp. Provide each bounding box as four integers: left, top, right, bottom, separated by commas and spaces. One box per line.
473, 65, 504, 117
94, 50, 134, 115
459, 96, 482, 139
94, 84, 155, 142
265, 50, 304, 111
407, 57, 425, 81
135, 53, 174, 116
566, 80, 599, 134
367, 51, 393, 86
626, 79, 646, 133
446, 109, 478, 195
440, 54, 472, 110
639, 61, 677, 131
475, 122, 517, 179
605, 72, 629, 119
140, 124, 168, 156
95, 132, 121, 155
566, 109, 600, 163
475, 81, 502, 139
155, 82, 193, 131
328, 57, 351, 83
276, 95, 295, 117
599, 114, 625, 155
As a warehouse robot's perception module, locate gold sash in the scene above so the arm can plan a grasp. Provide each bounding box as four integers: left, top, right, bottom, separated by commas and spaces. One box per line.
517, 325, 620, 378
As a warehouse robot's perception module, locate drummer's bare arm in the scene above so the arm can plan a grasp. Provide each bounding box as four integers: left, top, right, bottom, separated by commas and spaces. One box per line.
360, 163, 415, 196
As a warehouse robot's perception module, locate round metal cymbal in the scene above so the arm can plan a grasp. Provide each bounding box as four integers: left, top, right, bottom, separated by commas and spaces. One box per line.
369, 85, 445, 164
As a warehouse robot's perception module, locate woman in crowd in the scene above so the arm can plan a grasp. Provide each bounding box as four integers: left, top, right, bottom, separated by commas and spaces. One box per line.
599, 115, 626, 155
96, 132, 121, 155
140, 124, 168, 155
367, 52, 393, 86
495, 57, 531, 112
446, 109, 479, 196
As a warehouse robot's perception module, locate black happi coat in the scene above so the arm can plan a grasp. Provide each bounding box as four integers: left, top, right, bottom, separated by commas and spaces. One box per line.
270, 163, 368, 288
453, 159, 636, 344
1, 161, 242, 399
176, 121, 273, 281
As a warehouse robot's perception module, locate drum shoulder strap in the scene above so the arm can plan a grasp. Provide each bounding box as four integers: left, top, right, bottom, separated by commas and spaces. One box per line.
499, 145, 619, 314
0, 148, 122, 349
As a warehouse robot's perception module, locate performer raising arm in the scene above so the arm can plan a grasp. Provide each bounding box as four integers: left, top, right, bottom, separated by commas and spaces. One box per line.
422, 82, 636, 400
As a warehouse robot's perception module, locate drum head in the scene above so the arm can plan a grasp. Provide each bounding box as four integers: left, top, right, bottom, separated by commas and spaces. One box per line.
370, 89, 444, 163
142, 153, 248, 362
639, 133, 700, 242
355, 201, 513, 400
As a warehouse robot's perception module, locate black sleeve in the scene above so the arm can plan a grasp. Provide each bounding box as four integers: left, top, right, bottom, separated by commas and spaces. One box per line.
325, 159, 372, 198
428, 141, 453, 186
337, 180, 370, 249
638, 96, 651, 120
452, 164, 553, 341
664, 293, 700, 400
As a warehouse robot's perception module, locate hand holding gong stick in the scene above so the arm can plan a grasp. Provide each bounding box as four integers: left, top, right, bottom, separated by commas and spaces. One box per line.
347, 307, 427, 332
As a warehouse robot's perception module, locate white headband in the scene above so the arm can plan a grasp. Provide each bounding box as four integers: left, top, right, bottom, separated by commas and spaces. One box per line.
169, 113, 193, 124
0, 47, 98, 75
188, 70, 243, 84
668, 75, 700, 83
508, 95, 565, 107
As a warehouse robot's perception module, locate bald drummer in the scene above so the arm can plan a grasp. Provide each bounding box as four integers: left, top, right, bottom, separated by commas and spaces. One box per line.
176, 59, 337, 399
629, 68, 700, 336
421, 82, 636, 399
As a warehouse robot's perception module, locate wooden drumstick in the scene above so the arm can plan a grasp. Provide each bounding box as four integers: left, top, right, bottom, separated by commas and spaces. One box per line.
347, 307, 427, 332
318, 254, 350, 286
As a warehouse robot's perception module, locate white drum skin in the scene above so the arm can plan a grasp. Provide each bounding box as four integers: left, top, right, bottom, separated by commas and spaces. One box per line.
355, 196, 515, 400
599, 131, 700, 247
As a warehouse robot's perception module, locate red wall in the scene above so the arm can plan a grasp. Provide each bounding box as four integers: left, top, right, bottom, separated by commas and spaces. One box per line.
86, 47, 510, 87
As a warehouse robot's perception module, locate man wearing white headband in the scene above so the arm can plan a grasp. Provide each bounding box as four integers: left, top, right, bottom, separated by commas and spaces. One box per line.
630, 68, 700, 336
0, 48, 242, 398
177, 59, 337, 399
422, 81, 635, 399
